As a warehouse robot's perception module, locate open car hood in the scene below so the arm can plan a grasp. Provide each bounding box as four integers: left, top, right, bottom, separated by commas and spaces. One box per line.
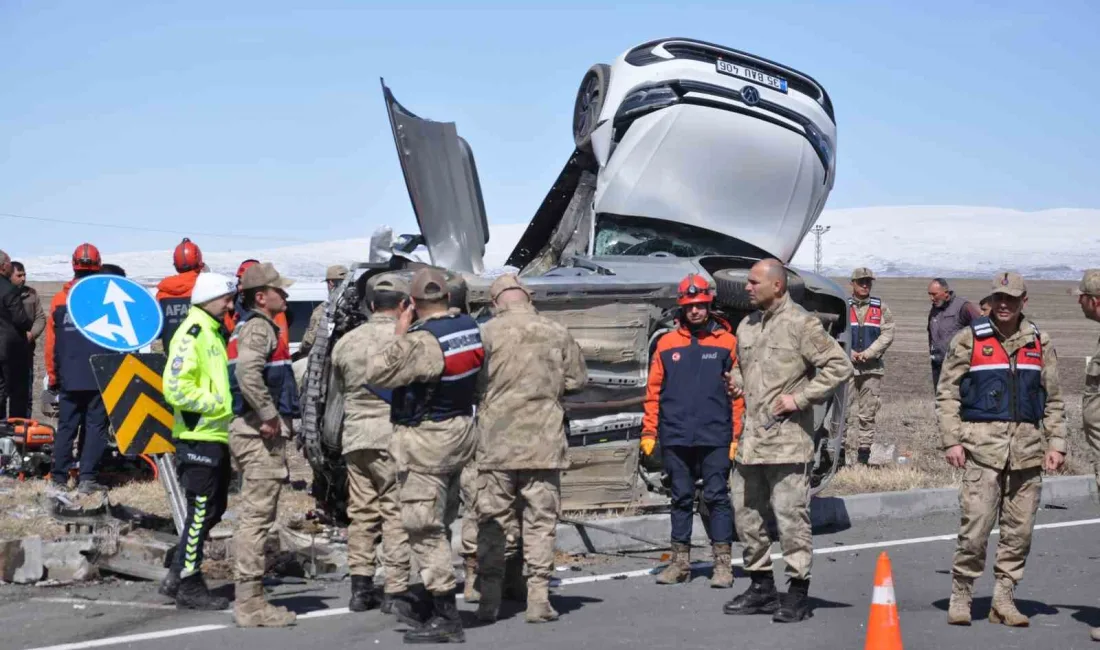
382, 80, 490, 274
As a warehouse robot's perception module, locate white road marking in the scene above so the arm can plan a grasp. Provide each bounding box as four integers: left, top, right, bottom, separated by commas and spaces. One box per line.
30, 598, 178, 611
23, 516, 1100, 650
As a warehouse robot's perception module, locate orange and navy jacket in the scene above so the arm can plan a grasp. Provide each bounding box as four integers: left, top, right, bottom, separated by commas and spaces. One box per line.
156, 270, 200, 349
223, 295, 290, 351
45, 279, 110, 391
643, 317, 745, 447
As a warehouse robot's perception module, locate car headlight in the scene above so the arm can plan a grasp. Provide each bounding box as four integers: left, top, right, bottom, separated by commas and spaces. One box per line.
616, 85, 681, 123
803, 122, 834, 170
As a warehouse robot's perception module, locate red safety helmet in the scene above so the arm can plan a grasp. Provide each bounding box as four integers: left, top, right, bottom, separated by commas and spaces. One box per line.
173, 237, 203, 272
677, 273, 714, 306
71, 243, 102, 272
236, 259, 260, 279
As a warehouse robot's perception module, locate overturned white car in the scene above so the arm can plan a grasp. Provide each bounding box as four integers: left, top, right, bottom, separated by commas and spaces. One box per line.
300, 38, 846, 522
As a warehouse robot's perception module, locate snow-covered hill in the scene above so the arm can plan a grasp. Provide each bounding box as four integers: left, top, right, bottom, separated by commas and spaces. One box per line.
21, 207, 1097, 282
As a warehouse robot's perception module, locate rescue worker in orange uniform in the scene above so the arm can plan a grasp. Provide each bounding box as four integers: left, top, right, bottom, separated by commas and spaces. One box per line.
224, 259, 289, 351
641, 273, 744, 588
45, 244, 113, 493
156, 238, 205, 349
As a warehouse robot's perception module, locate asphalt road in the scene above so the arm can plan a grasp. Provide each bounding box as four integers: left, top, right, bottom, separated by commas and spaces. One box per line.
4, 503, 1100, 650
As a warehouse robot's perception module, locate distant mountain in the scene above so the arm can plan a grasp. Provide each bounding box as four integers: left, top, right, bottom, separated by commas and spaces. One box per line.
22, 207, 1095, 282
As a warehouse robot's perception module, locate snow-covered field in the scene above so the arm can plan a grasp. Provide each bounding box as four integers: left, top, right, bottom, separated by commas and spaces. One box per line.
22, 206, 1096, 282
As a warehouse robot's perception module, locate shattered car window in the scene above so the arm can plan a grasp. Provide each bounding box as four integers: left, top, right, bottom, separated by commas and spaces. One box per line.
593, 214, 764, 258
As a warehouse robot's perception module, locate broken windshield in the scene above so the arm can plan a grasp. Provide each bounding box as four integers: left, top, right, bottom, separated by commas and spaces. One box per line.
593, 214, 768, 258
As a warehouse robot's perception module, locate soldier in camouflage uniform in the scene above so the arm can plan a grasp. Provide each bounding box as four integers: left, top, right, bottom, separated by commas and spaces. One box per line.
937, 272, 1066, 627
330, 272, 414, 620
458, 461, 481, 602
228, 263, 299, 628
473, 274, 587, 624
847, 268, 895, 465
1076, 269, 1100, 643
295, 264, 347, 361
724, 259, 853, 623
362, 268, 483, 644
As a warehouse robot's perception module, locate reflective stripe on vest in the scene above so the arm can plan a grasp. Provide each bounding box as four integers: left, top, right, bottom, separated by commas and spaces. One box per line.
226, 312, 300, 418
391, 313, 484, 426
849, 297, 883, 353
959, 317, 1046, 423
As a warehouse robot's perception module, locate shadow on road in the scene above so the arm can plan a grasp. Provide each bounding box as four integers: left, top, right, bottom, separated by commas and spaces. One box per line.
1049, 604, 1100, 627
461, 595, 604, 628
807, 595, 853, 611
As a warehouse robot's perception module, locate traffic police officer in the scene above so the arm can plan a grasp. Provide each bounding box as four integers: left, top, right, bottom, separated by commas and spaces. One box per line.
847, 268, 895, 465
45, 244, 113, 493
724, 259, 852, 623
362, 268, 483, 644
330, 272, 414, 620
473, 274, 588, 624
156, 238, 204, 349
937, 271, 1066, 627
160, 272, 237, 611
641, 273, 743, 589
1076, 269, 1100, 642
228, 262, 299, 628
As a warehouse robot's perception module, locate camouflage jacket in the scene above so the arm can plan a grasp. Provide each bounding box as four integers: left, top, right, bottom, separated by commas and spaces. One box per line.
731, 293, 854, 465
850, 296, 896, 376
936, 317, 1067, 470
297, 302, 325, 360
231, 312, 293, 438
332, 313, 399, 455
362, 309, 476, 474
1085, 336, 1100, 470
475, 302, 588, 470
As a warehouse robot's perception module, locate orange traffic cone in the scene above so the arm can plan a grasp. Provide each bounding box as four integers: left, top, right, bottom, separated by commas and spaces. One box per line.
865, 552, 903, 650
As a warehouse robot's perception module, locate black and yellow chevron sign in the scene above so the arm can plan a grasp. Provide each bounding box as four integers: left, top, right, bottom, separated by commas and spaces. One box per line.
91, 353, 176, 456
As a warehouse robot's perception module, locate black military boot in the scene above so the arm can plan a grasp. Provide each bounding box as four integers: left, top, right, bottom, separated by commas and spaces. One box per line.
176, 574, 229, 611
403, 591, 465, 644
387, 590, 431, 629
773, 578, 812, 623
857, 447, 871, 466
722, 571, 779, 615
159, 567, 181, 598
348, 575, 381, 612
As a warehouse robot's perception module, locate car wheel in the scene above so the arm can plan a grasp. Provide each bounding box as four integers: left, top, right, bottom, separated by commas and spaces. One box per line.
572, 64, 610, 152
712, 268, 753, 310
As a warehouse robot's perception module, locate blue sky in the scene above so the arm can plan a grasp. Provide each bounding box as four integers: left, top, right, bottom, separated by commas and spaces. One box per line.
2, 1, 1097, 258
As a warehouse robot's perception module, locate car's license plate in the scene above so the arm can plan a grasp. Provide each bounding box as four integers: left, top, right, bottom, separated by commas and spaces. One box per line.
716, 60, 788, 93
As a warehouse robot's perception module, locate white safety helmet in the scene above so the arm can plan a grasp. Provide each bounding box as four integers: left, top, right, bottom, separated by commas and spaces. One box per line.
190, 272, 237, 305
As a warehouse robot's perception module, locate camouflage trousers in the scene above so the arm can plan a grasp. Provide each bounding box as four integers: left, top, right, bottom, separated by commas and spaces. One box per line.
731, 463, 812, 580
346, 449, 411, 593
477, 470, 560, 589
398, 469, 461, 595
228, 432, 289, 581
459, 462, 479, 558
953, 460, 1041, 583
851, 373, 882, 449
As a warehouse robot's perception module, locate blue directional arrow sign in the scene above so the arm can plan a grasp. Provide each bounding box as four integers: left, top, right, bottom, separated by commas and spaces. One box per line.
67, 275, 164, 352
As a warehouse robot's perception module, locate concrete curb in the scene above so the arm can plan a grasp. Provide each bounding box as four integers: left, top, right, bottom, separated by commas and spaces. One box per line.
550, 475, 1098, 556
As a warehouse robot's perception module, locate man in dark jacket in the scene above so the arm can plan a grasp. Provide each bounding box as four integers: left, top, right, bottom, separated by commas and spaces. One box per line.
0, 250, 33, 419
927, 278, 980, 389
11, 261, 45, 418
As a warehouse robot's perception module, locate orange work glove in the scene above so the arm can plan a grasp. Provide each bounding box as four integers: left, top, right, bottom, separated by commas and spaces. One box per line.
640, 436, 656, 456
729, 440, 738, 461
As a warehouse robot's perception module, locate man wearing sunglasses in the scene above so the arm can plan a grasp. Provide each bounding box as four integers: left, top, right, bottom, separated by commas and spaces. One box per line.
847, 268, 895, 466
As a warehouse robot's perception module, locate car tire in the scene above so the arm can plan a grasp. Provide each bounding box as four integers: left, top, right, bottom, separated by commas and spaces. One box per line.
572, 64, 610, 152
712, 268, 753, 310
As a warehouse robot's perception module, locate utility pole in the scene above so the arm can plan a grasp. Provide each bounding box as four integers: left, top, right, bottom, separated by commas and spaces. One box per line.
810, 225, 830, 274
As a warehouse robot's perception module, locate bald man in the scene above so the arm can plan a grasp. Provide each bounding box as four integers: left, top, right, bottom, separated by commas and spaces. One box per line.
723, 259, 853, 623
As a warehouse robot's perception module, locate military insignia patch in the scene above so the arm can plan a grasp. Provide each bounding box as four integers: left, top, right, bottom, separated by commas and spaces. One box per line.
186, 324, 202, 337
982, 345, 994, 356
171, 356, 184, 374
